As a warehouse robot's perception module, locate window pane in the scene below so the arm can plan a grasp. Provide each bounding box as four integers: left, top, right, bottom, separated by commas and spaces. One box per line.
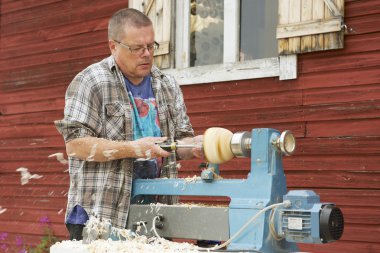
190, 0, 224, 67
240, 0, 278, 61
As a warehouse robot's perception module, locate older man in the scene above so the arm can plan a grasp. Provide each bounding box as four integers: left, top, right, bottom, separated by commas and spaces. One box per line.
55, 8, 202, 240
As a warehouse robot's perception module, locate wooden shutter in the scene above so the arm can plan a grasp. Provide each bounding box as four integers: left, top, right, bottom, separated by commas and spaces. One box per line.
129, 0, 172, 69
277, 0, 344, 55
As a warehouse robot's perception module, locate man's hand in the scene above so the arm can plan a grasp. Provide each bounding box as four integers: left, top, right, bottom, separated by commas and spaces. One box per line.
191, 135, 204, 159
176, 135, 204, 160
129, 137, 171, 159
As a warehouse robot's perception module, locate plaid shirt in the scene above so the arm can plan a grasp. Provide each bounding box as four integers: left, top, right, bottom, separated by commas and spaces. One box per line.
54, 56, 194, 229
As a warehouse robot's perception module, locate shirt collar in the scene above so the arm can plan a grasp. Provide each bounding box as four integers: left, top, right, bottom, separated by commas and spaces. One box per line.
106, 55, 164, 83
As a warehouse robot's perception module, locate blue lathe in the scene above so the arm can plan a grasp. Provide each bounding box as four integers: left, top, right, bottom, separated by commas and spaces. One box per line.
126, 128, 344, 252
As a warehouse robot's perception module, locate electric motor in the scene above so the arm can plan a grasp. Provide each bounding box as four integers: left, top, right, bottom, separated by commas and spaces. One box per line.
279, 190, 344, 244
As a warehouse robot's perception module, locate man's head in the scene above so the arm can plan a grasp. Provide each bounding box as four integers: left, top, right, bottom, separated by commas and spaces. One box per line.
108, 8, 156, 85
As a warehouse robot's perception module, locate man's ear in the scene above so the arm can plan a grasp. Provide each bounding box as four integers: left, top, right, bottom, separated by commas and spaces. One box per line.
108, 40, 117, 55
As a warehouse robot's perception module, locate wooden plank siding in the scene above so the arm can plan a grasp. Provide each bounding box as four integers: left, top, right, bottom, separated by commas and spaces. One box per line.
179, 1, 380, 252
0, 0, 129, 249
0, 0, 379, 252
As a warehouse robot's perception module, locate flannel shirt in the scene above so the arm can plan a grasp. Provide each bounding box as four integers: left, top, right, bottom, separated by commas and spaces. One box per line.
54, 55, 194, 229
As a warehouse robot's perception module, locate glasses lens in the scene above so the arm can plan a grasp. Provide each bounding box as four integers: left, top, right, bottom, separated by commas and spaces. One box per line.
126, 42, 159, 54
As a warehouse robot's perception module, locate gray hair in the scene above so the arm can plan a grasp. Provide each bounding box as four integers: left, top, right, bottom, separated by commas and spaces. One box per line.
108, 8, 152, 41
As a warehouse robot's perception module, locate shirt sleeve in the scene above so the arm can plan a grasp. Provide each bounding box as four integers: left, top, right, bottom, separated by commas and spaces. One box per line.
55, 72, 103, 143
168, 75, 195, 140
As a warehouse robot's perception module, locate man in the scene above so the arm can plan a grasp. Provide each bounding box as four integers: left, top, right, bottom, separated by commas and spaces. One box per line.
55, 8, 203, 240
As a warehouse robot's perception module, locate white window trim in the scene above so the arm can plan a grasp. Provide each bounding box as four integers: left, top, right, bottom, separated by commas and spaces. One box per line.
174, 0, 190, 69
166, 0, 297, 85
223, 0, 240, 63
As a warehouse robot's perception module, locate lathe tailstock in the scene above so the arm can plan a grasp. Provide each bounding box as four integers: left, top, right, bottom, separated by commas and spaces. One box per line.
126, 128, 344, 252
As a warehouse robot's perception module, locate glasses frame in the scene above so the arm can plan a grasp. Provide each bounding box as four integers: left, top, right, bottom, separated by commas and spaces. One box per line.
113, 40, 160, 55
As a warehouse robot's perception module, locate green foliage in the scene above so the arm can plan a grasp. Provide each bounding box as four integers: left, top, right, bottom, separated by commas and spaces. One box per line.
28, 226, 59, 253
0, 216, 60, 253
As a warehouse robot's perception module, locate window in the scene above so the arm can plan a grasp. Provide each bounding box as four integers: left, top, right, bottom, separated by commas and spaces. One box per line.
189, 0, 278, 66
239, 0, 278, 61
129, 0, 298, 84
189, 0, 224, 67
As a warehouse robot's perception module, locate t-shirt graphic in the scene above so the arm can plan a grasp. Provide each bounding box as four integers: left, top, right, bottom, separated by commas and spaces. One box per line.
125, 75, 161, 141
132, 97, 161, 139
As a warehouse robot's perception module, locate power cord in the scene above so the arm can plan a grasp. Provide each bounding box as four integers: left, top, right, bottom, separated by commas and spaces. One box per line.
269, 206, 285, 241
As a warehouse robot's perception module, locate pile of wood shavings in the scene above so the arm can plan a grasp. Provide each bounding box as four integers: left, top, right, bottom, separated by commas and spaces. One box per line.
52, 236, 201, 253
59, 216, 201, 253
88, 237, 201, 253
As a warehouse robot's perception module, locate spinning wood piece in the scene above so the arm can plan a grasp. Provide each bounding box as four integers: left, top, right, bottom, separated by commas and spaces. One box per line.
203, 127, 234, 164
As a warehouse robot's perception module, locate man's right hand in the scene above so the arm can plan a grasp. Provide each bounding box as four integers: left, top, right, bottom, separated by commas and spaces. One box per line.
129, 137, 171, 159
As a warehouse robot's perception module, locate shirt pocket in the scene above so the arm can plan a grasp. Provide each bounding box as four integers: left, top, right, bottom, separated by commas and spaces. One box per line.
104, 102, 126, 140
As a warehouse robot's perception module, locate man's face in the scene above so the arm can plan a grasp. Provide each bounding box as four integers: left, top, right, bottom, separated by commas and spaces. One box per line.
109, 25, 155, 84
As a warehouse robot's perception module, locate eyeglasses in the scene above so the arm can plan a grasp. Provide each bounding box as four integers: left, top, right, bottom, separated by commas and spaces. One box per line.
113, 40, 159, 55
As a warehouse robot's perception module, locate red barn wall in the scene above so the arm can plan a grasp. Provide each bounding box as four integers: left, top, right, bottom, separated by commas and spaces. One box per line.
0, 0, 379, 252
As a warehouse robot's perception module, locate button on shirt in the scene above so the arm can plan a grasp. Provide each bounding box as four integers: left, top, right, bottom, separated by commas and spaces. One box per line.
54, 56, 194, 229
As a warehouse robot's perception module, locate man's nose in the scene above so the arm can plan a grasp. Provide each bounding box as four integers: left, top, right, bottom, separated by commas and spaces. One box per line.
141, 47, 151, 57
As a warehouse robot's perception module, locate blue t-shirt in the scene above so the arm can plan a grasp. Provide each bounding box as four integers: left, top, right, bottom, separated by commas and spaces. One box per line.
125, 75, 162, 204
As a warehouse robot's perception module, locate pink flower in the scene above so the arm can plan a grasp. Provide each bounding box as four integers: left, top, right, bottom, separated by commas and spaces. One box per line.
39, 216, 51, 225
0, 232, 7, 241
0, 243, 8, 250
15, 236, 23, 246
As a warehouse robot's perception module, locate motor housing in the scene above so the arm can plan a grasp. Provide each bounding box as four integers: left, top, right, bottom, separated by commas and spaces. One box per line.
279, 190, 344, 244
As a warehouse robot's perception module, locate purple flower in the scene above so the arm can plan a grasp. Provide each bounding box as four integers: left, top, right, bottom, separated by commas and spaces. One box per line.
39, 216, 51, 225
0, 243, 8, 250
15, 236, 23, 247
0, 232, 7, 240
18, 249, 27, 253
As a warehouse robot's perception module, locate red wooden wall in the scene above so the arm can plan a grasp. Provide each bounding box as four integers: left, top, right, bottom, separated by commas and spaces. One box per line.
0, 0, 379, 252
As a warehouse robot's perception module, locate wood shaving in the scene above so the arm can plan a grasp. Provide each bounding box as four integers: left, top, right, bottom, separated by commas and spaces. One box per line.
82, 216, 112, 243
16, 167, 43, 185
184, 175, 200, 183
134, 221, 148, 235
103, 149, 118, 160
48, 152, 68, 164
87, 144, 98, 161
145, 149, 152, 160
130, 143, 143, 157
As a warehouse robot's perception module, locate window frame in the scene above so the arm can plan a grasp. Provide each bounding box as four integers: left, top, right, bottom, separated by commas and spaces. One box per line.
167, 0, 297, 85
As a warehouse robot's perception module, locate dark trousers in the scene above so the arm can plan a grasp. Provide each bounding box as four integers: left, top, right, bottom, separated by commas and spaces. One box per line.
66, 223, 85, 240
